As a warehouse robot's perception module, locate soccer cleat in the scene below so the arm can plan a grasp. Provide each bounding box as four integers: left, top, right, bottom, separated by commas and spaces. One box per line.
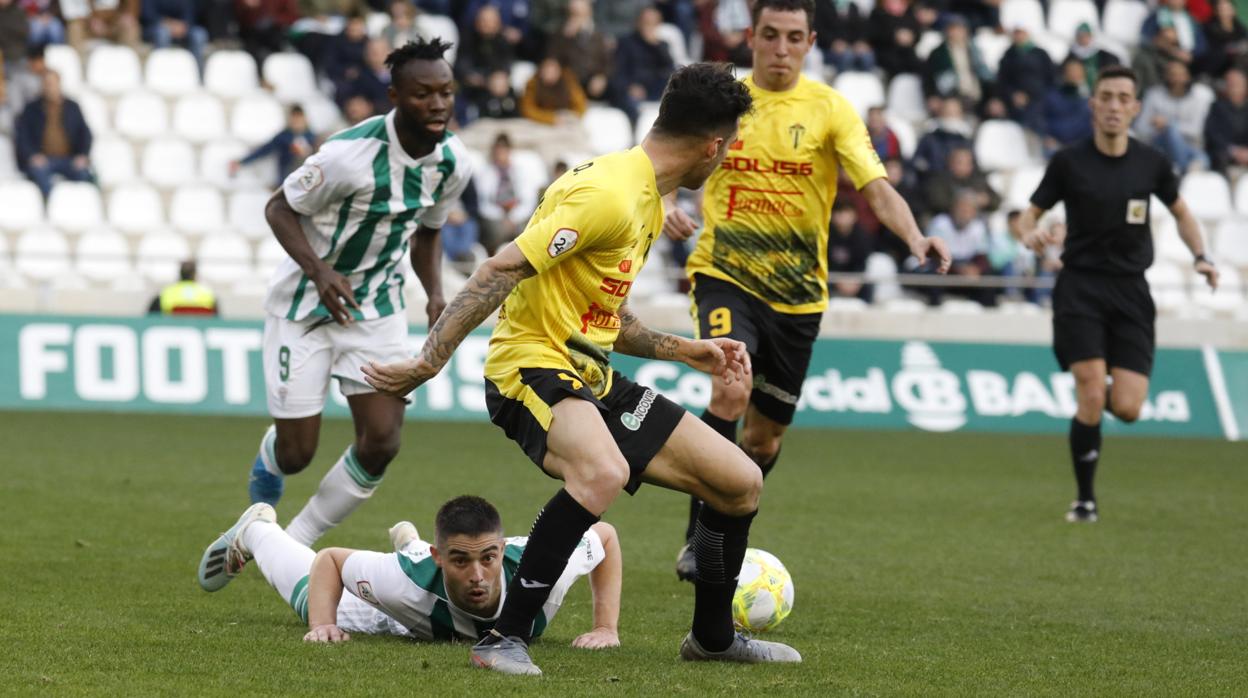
675, 543, 698, 582
248, 426, 284, 506
679, 631, 802, 664
470, 630, 543, 676
389, 521, 420, 551
197, 502, 276, 592
1065, 500, 1099, 523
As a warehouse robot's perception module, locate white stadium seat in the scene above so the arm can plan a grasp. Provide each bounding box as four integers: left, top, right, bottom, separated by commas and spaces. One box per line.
510, 61, 536, 94
510, 149, 548, 204
204, 50, 259, 99
974, 30, 1011, 73
201, 139, 277, 191
0, 138, 17, 180
1190, 265, 1242, 314
302, 95, 345, 136
827, 296, 868, 312
584, 105, 633, 154
915, 30, 943, 60
44, 44, 84, 97
1102, 0, 1150, 47
47, 181, 103, 232
229, 190, 273, 239
145, 48, 200, 97
142, 138, 197, 189
886, 114, 917, 159
173, 92, 228, 144
657, 23, 690, 66
231, 94, 287, 146
634, 101, 661, 149
1000, 0, 1046, 34
90, 137, 137, 187
75, 227, 132, 282
262, 52, 319, 105
415, 14, 459, 62
1180, 172, 1232, 221
76, 90, 112, 136
833, 71, 885, 118
1234, 175, 1248, 215
1005, 165, 1046, 208
864, 252, 901, 302
170, 185, 226, 236
0, 180, 45, 232
939, 298, 986, 314
86, 44, 142, 96
107, 183, 165, 235
974, 120, 1032, 172
1145, 260, 1189, 313
137, 232, 192, 283
196, 233, 253, 284
255, 236, 286, 279
114, 91, 170, 141
16, 228, 72, 281
1214, 217, 1248, 269
1047, 0, 1100, 41
886, 73, 926, 124
1152, 216, 1191, 265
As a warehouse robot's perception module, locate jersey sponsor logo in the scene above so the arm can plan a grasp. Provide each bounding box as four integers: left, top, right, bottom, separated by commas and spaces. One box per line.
579, 302, 621, 333
788, 123, 806, 149
547, 228, 579, 258
729, 139, 745, 151
721, 157, 813, 176
620, 388, 657, 431
519, 577, 551, 589
726, 185, 806, 220
356, 580, 377, 603
599, 277, 632, 297
298, 165, 324, 192
1126, 199, 1148, 225
618, 259, 632, 273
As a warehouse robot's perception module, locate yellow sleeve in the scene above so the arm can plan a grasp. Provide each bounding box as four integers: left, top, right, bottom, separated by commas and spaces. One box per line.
829, 92, 888, 190
513, 183, 627, 274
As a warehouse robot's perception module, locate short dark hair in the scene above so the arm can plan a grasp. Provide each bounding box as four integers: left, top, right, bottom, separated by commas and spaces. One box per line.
652, 62, 752, 139
386, 37, 454, 76
1094, 64, 1138, 88
751, 0, 815, 30
435, 495, 502, 544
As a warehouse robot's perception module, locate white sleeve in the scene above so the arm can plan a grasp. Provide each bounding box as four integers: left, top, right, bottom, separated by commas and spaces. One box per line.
281, 140, 363, 217
419, 154, 474, 228
338, 550, 418, 622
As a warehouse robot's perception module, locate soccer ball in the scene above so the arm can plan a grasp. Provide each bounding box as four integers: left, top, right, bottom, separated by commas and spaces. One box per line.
732, 548, 794, 632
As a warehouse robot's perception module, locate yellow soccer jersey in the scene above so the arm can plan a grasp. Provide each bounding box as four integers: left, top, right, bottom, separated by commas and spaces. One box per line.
687, 74, 887, 314
485, 147, 663, 398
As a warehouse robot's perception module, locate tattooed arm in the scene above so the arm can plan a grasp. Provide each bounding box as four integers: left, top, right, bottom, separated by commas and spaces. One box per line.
361, 243, 536, 396
615, 301, 683, 360
615, 301, 750, 384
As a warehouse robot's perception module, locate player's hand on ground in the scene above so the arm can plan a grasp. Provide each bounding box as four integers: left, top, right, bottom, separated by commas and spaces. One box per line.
571, 627, 620, 650
303, 624, 350, 643
1195, 259, 1219, 290
426, 293, 447, 326
310, 265, 361, 325
910, 236, 953, 274
662, 207, 698, 241
682, 338, 749, 385
361, 357, 438, 396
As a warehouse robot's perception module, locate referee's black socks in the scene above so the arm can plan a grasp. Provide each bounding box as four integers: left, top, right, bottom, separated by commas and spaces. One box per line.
691, 505, 756, 652
1069, 417, 1102, 502
492, 488, 598, 643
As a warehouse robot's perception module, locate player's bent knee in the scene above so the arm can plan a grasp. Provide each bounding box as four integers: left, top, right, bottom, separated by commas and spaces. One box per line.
274, 441, 316, 475
563, 456, 630, 511
1111, 403, 1141, 423
706, 459, 762, 516
355, 433, 401, 476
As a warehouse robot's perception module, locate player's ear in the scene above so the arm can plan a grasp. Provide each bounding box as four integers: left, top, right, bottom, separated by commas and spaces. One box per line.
429, 545, 442, 566
387, 84, 398, 105
745, 25, 756, 49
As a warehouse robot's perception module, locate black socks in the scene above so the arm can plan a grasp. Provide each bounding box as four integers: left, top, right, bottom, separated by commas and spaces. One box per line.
1069, 417, 1102, 502
691, 505, 756, 652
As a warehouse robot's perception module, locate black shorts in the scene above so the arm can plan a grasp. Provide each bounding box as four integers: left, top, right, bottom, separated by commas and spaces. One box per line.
483, 368, 686, 495
1051, 268, 1156, 376
692, 274, 822, 425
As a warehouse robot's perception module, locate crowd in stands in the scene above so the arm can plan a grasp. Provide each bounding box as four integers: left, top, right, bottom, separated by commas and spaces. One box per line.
0, 0, 1246, 314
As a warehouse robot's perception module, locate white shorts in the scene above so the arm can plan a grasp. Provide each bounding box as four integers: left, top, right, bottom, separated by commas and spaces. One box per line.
262, 313, 410, 419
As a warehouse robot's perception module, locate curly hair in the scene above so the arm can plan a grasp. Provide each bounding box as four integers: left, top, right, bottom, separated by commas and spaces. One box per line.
652, 62, 753, 139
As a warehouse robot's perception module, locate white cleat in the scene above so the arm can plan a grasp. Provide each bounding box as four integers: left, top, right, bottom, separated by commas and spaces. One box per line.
388, 521, 420, 552
679, 631, 802, 664
197, 503, 276, 592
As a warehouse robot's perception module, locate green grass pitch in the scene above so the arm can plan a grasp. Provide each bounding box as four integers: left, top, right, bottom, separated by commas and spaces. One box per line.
1, 411, 1246, 696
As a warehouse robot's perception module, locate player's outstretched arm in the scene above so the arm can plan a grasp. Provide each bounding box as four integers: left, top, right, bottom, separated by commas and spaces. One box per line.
304, 547, 356, 643
362, 243, 537, 396
1170, 198, 1220, 290
265, 190, 361, 326
573, 522, 622, 650
411, 224, 447, 325
861, 178, 953, 274
615, 301, 749, 384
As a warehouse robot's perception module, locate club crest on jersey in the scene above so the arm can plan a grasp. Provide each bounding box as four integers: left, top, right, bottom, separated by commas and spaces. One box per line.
788, 123, 806, 149
548, 228, 579, 258
356, 580, 377, 603
298, 165, 324, 192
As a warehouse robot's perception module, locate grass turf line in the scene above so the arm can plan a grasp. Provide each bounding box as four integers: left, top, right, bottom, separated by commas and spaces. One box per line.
0, 411, 1245, 696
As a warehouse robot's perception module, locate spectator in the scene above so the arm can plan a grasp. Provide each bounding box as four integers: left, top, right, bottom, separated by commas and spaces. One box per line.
869, 0, 923, 78
148, 261, 219, 316
924, 189, 994, 305
913, 96, 974, 178
459, 0, 529, 53
340, 38, 392, 114
229, 105, 316, 187
1133, 24, 1189, 94
1205, 66, 1248, 174
1142, 0, 1207, 64
456, 3, 516, 114
949, 0, 999, 32
827, 200, 873, 302
654, 0, 696, 41
21, 0, 66, 47
699, 0, 751, 65
997, 23, 1053, 134
235, 0, 299, 69
987, 209, 1024, 298
473, 133, 538, 255
876, 157, 925, 263
1041, 58, 1093, 152
0, 0, 28, 64
322, 14, 369, 91
594, 0, 645, 38
1067, 23, 1120, 93
613, 5, 676, 125
441, 188, 483, 272
866, 106, 901, 161
923, 145, 1000, 215
15, 70, 91, 197
1201, 0, 1248, 78
815, 0, 874, 74
142, 0, 210, 72
290, 0, 368, 68
381, 0, 420, 49
921, 14, 995, 114
518, 55, 586, 125
1, 43, 45, 133
466, 68, 521, 120
548, 0, 616, 103
1023, 213, 1064, 305
342, 92, 376, 123
1136, 59, 1213, 173
63, 0, 141, 53
530, 0, 571, 37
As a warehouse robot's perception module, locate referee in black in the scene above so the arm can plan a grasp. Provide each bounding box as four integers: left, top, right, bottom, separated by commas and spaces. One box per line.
1018, 65, 1219, 523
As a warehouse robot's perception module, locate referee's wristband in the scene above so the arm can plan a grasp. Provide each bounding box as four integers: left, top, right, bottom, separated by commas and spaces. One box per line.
1194, 254, 1213, 267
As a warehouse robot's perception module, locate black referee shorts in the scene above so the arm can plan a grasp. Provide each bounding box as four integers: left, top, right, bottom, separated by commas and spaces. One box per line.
1051, 268, 1156, 376
692, 274, 822, 425
483, 368, 686, 495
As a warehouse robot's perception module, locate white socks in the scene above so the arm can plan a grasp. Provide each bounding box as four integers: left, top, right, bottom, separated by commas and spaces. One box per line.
258, 425, 282, 477
284, 446, 382, 546
242, 520, 314, 606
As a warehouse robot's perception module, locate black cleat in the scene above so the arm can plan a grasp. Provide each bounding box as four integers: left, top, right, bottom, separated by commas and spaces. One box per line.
675, 543, 697, 582
1065, 500, 1099, 523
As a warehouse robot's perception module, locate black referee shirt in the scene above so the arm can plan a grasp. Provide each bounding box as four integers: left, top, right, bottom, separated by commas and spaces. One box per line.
1030, 138, 1180, 276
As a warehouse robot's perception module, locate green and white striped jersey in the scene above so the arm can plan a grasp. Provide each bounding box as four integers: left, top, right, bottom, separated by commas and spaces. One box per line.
329, 529, 605, 642
264, 111, 473, 322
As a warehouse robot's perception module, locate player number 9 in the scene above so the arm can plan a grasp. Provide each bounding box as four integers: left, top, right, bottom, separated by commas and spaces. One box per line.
708, 307, 732, 338
278, 346, 291, 381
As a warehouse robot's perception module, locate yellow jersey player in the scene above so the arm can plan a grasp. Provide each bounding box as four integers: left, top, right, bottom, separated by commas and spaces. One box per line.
662, 0, 951, 580
363, 63, 802, 676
